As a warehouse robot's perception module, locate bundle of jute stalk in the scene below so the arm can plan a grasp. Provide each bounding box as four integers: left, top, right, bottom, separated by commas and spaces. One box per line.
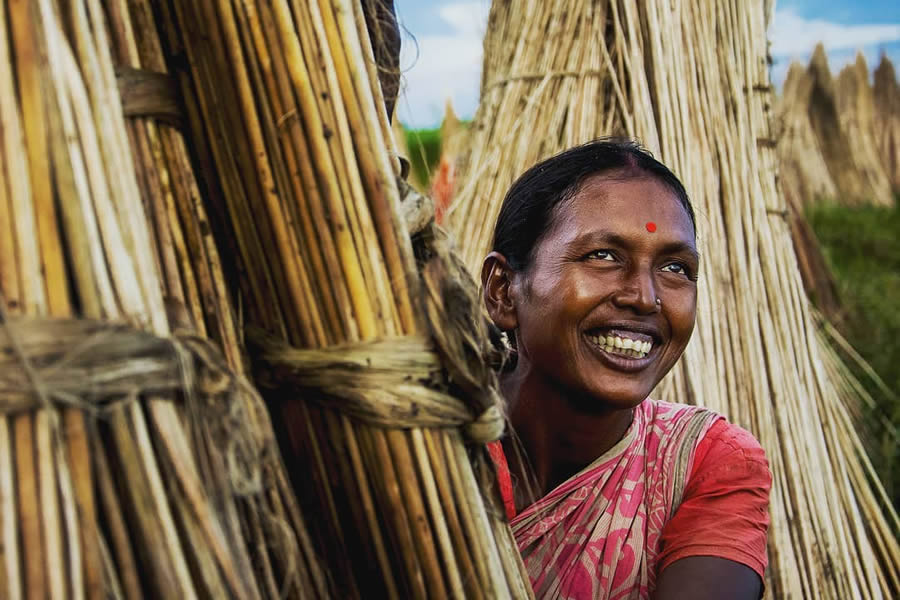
447, 1, 899, 598
834, 53, 894, 206
0, 0, 323, 597
154, 0, 532, 597
106, 1, 329, 596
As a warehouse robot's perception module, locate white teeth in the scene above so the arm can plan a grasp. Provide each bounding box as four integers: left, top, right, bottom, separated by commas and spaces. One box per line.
587, 333, 653, 359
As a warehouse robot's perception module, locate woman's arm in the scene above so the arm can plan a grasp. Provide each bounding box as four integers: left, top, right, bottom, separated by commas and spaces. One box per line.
654, 556, 762, 600
654, 421, 771, 599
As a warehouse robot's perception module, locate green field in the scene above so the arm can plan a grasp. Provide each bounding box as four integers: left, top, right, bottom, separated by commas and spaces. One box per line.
403, 126, 442, 187
807, 200, 900, 505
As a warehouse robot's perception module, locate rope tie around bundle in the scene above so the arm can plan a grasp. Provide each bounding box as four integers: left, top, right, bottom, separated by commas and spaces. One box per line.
0, 317, 268, 493
115, 66, 183, 127
1, 318, 237, 414
251, 335, 504, 443
483, 68, 607, 94
251, 178, 508, 445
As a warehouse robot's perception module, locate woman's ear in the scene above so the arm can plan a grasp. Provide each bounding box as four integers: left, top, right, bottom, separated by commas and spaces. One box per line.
482, 252, 519, 332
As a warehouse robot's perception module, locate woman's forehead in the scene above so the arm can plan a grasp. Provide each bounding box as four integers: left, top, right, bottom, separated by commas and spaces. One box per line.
550, 175, 694, 241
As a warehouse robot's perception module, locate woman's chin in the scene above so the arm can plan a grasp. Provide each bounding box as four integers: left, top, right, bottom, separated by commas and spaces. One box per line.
572, 345, 675, 411
564, 381, 652, 414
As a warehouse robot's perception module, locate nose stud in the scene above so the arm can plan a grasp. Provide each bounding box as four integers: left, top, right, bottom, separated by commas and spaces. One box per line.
655, 297, 662, 306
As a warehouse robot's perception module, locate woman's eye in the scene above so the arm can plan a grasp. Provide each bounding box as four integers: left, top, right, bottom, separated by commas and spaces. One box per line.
587, 250, 615, 261
661, 262, 689, 276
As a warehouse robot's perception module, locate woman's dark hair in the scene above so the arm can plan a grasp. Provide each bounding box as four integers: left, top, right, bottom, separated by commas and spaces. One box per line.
491, 138, 695, 271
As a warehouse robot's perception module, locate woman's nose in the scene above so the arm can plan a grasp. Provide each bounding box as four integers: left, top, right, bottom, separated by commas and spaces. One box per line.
611, 270, 659, 314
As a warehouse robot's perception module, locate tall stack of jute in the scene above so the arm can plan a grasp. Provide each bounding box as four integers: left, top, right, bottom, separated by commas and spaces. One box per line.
776, 45, 899, 208
0, 0, 325, 597
155, 0, 531, 598
834, 53, 894, 203
447, 1, 899, 598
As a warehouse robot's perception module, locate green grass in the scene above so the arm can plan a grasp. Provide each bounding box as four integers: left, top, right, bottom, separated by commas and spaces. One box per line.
806, 199, 900, 504
403, 126, 442, 187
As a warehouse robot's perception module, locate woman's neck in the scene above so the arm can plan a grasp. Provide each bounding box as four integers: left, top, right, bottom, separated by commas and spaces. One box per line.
501, 361, 635, 498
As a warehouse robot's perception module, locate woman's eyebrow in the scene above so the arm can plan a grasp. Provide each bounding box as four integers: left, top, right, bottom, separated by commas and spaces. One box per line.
658, 241, 700, 262
568, 230, 630, 248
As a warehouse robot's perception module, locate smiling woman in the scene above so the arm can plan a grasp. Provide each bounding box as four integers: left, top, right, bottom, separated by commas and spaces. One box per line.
483, 139, 771, 599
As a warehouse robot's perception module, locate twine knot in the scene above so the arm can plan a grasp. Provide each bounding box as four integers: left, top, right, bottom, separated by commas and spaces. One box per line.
464, 404, 505, 444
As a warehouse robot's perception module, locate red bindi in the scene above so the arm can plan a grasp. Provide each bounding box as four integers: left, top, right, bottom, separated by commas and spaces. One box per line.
645, 221, 657, 233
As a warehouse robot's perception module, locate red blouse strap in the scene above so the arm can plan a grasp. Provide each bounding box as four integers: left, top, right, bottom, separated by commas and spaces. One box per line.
487, 440, 517, 520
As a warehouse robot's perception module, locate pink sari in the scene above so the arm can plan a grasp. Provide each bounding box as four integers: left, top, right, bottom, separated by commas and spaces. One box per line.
511, 399, 721, 599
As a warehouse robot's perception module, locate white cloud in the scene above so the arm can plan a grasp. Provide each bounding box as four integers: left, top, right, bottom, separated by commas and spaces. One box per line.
769, 9, 900, 57
396, 2, 490, 128
438, 3, 489, 37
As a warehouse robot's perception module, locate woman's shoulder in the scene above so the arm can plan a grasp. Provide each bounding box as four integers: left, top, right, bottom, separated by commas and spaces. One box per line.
690, 418, 769, 481
640, 399, 769, 481
643, 400, 766, 458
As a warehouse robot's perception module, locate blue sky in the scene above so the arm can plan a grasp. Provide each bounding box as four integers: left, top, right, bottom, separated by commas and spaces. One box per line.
393, 0, 900, 128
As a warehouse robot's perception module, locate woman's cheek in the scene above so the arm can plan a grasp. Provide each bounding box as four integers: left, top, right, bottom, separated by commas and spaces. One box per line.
667, 294, 698, 340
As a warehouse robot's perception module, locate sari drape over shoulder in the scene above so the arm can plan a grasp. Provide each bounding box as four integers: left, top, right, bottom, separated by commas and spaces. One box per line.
510, 400, 721, 599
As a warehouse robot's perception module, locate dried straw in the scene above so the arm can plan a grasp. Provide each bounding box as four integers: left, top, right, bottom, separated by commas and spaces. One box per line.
0, 0, 324, 596
447, 1, 899, 598
157, 0, 532, 597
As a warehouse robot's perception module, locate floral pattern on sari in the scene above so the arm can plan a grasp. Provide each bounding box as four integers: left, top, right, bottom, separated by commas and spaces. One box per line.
511, 400, 721, 599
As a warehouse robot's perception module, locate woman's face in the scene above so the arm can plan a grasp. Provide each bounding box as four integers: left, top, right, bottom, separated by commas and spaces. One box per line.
509, 174, 699, 411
